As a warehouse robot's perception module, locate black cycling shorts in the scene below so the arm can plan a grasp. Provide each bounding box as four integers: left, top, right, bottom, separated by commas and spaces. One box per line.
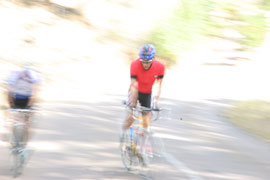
12, 98, 30, 109
138, 92, 152, 108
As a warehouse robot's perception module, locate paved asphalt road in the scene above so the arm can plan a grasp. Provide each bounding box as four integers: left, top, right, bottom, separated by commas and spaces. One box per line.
1, 55, 270, 180
1, 50, 270, 180
1, 93, 270, 180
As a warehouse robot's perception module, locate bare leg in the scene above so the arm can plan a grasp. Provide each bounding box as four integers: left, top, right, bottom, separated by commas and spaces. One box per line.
122, 113, 134, 130
123, 86, 138, 130
23, 113, 31, 146
143, 112, 152, 129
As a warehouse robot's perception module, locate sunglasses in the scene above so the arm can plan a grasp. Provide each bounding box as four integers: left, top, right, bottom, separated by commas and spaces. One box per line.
140, 59, 153, 64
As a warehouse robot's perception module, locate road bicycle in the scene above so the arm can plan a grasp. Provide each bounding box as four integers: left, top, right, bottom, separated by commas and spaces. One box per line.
120, 104, 165, 179
6, 108, 34, 178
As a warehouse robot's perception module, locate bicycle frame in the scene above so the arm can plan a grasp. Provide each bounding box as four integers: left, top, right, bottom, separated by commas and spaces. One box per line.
120, 105, 162, 178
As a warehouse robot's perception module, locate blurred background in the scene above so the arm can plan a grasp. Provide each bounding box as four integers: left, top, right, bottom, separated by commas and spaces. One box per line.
0, 0, 270, 179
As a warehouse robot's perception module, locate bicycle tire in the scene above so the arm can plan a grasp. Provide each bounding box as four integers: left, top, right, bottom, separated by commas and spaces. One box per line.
150, 133, 166, 159
134, 130, 153, 179
11, 148, 23, 178
11, 124, 26, 177
120, 128, 154, 179
120, 131, 136, 171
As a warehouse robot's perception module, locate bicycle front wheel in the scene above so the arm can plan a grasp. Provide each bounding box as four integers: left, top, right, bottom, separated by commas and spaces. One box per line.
11, 124, 27, 177
120, 130, 139, 171
11, 148, 23, 178
134, 131, 154, 179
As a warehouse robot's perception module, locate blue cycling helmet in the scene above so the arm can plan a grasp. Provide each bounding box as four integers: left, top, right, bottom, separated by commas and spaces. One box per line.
139, 44, 156, 61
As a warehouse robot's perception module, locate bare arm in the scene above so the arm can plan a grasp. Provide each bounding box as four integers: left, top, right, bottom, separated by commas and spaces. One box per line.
27, 83, 40, 107
128, 78, 138, 106
153, 78, 163, 105
6, 85, 14, 107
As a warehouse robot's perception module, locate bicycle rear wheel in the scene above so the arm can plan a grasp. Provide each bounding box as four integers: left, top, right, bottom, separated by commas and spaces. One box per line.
150, 133, 166, 158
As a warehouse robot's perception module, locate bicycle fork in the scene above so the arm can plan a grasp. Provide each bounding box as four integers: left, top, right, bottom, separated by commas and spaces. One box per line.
130, 127, 136, 154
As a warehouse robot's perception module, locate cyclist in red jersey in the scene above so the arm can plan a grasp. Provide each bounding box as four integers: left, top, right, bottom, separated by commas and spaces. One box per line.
123, 44, 165, 131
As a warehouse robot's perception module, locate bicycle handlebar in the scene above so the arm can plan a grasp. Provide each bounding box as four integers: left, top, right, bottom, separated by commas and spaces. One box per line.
123, 100, 161, 112
130, 106, 161, 112
7, 108, 35, 113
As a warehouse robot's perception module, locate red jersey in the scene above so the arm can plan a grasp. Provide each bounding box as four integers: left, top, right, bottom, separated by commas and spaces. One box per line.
130, 58, 165, 93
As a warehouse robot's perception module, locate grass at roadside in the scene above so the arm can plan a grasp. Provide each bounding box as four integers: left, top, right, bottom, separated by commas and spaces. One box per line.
224, 100, 270, 142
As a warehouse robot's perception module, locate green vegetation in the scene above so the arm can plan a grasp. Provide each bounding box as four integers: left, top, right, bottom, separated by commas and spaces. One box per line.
221, 2, 267, 50
144, 0, 217, 65
225, 101, 270, 142
237, 13, 267, 49
260, 0, 270, 10
144, 0, 268, 66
